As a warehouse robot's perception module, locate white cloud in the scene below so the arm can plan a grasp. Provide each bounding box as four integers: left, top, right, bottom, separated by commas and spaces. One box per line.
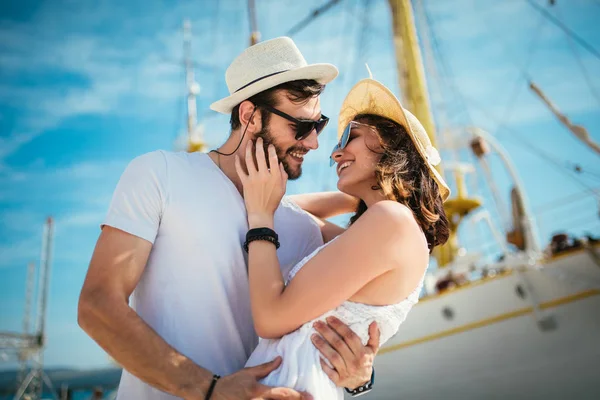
57, 211, 105, 229
0, 160, 120, 270
0, 131, 42, 162
0, 210, 46, 236
0, 235, 41, 269
0, 159, 126, 183
0, 2, 218, 162
0, 158, 127, 211
0, 160, 122, 269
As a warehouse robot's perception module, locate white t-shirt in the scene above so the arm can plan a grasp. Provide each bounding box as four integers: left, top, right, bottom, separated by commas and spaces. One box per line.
102, 150, 323, 400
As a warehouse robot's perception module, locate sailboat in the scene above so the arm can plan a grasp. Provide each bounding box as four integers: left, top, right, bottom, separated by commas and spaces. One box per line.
359, 1, 600, 398
182, 1, 600, 398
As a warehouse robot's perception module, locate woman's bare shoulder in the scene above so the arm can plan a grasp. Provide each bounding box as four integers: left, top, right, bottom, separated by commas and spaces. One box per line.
343, 200, 425, 260
363, 201, 418, 231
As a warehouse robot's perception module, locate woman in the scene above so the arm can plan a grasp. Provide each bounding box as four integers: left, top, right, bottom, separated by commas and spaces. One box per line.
236, 78, 450, 399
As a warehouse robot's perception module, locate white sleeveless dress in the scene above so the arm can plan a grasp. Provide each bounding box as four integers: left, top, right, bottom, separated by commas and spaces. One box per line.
245, 240, 425, 399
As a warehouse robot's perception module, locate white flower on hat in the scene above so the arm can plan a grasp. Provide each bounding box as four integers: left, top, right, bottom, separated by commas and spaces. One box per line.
425, 145, 441, 166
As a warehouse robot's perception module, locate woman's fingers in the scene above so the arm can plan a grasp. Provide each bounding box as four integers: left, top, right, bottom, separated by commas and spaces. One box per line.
245, 140, 257, 177
255, 137, 269, 173
243, 139, 286, 196
267, 144, 280, 178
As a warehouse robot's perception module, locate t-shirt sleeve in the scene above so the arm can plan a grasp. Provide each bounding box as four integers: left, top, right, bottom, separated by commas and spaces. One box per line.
102, 151, 168, 244
300, 219, 325, 258
282, 196, 324, 259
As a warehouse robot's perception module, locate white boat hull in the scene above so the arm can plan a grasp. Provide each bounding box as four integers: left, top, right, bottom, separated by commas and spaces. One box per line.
362, 248, 600, 400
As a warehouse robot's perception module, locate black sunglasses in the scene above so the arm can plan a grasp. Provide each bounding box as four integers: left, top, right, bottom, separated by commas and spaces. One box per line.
257, 104, 329, 141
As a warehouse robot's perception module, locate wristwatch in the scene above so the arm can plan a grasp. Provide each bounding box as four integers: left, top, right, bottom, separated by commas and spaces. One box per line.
345, 368, 374, 397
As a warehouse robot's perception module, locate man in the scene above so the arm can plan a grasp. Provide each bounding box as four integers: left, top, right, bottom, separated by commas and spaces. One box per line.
78, 37, 378, 400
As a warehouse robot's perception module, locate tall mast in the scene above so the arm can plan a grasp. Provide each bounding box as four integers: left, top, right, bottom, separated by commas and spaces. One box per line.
248, 0, 260, 46
388, 0, 481, 266
184, 19, 206, 153
388, 0, 437, 147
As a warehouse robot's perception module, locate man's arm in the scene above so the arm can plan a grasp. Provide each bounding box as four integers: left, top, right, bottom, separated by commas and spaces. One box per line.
79, 227, 309, 400
288, 192, 358, 243
288, 191, 359, 219
78, 226, 213, 398
306, 213, 346, 243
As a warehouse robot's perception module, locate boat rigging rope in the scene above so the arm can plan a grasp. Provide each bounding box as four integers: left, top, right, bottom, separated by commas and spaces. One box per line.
420, 0, 473, 127
493, 11, 546, 136
286, 0, 342, 37
351, 0, 372, 85
463, 96, 600, 198
553, 4, 600, 107
536, 187, 600, 215
525, 0, 600, 62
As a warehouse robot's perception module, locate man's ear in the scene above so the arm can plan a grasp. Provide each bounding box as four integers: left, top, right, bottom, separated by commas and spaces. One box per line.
239, 101, 262, 136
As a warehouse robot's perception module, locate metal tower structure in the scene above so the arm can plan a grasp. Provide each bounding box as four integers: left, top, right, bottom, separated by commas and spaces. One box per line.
0, 217, 57, 400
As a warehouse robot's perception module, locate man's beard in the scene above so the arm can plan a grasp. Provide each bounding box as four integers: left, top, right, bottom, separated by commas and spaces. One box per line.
255, 125, 307, 180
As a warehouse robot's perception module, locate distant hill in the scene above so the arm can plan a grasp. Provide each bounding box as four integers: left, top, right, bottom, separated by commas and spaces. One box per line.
0, 368, 121, 394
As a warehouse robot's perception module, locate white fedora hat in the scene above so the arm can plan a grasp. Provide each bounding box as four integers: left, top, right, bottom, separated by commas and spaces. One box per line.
210, 37, 339, 114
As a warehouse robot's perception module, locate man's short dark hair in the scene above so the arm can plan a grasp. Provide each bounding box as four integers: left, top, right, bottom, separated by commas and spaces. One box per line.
229, 79, 325, 132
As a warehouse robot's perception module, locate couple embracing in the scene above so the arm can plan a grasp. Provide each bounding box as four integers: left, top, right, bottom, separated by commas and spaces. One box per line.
78, 37, 450, 400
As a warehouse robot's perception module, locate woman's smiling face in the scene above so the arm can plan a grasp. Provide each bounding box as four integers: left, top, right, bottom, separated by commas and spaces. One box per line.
331, 120, 383, 196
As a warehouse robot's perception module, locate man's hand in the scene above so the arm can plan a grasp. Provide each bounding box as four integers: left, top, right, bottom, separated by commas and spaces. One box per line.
211, 357, 313, 400
311, 317, 380, 389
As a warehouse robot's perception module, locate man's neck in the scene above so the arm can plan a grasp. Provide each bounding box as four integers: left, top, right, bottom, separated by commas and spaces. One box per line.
208, 147, 245, 195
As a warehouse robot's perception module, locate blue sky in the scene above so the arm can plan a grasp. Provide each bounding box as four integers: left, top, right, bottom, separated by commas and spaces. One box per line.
0, 0, 598, 369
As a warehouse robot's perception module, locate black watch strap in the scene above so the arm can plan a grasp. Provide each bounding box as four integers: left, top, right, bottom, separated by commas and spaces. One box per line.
205, 374, 220, 400
345, 368, 375, 397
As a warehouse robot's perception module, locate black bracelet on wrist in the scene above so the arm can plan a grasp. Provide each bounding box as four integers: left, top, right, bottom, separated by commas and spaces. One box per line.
243, 227, 280, 252
205, 374, 220, 400
247, 227, 279, 241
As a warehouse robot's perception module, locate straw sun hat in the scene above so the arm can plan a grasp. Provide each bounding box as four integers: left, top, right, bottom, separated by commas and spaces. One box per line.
338, 78, 451, 201
210, 37, 339, 114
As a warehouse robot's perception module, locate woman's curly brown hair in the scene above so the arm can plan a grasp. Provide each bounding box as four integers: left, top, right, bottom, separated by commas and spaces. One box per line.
348, 114, 449, 251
